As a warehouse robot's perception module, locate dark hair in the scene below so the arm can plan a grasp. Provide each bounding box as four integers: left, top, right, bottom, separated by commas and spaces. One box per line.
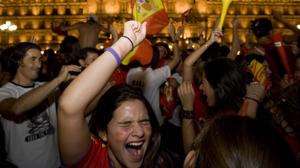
203, 58, 246, 114
58, 36, 81, 67
192, 115, 298, 168
245, 53, 265, 64
88, 84, 160, 167
78, 47, 100, 60
0, 46, 14, 73
0, 121, 6, 162
87, 16, 97, 24
7, 42, 41, 76
150, 45, 160, 69
201, 42, 228, 61
59, 36, 80, 55
155, 42, 171, 58
251, 18, 273, 39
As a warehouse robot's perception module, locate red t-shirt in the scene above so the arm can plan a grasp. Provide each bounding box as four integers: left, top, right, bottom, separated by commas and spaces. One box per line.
192, 82, 208, 120
111, 67, 128, 85
70, 137, 110, 168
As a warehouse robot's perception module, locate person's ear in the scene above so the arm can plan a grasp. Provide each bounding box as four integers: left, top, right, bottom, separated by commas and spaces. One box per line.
79, 59, 86, 67
18, 60, 25, 67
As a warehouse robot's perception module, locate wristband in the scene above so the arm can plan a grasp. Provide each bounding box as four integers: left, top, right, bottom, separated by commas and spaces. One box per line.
182, 110, 194, 119
105, 47, 121, 66
121, 36, 134, 51
244, 96, 260, 104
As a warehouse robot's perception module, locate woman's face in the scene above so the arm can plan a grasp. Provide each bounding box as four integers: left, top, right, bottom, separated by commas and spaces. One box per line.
157, 46, 168, 59
200, 74, 216, 107
105, 99, 152, 168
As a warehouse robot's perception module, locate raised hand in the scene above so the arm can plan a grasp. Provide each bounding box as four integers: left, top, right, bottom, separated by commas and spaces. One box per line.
123, 21, 147, 47
176, 26, 183, 41
168, 22, 176, 42
245, 82, 266, 103
178, 81, 195, 111
208, 28, 223, 44
109, 23, 118, 42
57, 65, 82, 82
233, 17, 239, 28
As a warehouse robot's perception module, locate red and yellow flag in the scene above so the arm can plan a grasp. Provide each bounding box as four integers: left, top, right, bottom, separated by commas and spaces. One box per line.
248, 60, 270, 89
122, 0, 169, 65
132, 0, 169, 34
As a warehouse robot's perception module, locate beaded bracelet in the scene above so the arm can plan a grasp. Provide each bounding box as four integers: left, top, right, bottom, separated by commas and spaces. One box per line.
182, 110, 194, 119
105, 47, 121, 66
121, 36, 134, 51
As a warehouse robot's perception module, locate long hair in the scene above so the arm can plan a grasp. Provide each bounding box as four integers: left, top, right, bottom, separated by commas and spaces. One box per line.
88, 84, 160, 168
203, 58, 246, 114
193, 115, 298, 168
7, 42, 41, 76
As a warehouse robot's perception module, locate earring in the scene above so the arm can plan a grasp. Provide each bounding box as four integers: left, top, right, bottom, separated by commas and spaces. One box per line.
102, 143, 106, 148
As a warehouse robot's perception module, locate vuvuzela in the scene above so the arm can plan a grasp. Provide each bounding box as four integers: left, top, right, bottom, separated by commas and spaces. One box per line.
218, 0, 233, 29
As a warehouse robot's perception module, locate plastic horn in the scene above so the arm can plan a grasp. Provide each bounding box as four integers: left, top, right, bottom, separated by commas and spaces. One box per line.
271, 32, 293, 80
218, 0, 233, 29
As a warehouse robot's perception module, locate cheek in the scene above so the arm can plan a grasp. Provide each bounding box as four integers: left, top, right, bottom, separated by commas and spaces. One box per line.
144, 125, 152, 137
108, 127, 131, 143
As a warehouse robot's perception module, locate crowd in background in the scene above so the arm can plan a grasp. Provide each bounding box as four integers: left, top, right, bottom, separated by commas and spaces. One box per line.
0, 12, 300, 168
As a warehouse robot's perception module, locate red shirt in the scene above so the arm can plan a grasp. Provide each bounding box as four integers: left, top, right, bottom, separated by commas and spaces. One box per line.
70, 137, 110, 168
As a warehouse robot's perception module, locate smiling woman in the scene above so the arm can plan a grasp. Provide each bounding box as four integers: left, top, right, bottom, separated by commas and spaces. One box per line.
58, 21, 163, 168
86, 85, 160, 168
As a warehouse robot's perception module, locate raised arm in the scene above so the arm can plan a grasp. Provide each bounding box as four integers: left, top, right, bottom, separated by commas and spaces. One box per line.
61, 22, 81, 31
239, 82, 265, 118
183, 28, 223, 81
58, 21, 147, 166
177, 81, 196, 153
227, 17, 241, 60
273, 11, 300, 35
109, 23, 119, 43
0, 65, 80, 117
167, 22, 182, 70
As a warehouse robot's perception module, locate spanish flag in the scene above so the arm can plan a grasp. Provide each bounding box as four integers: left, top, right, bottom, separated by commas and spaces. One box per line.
248, 60, 271, 89
122, 0, 169, 65
132, 0, 169, 35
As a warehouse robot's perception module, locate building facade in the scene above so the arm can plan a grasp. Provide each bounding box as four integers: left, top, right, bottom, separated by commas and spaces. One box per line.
0, 0, 299, 50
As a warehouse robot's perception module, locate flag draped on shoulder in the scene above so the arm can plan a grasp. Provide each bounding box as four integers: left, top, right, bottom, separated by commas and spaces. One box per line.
122, 0, 169, 65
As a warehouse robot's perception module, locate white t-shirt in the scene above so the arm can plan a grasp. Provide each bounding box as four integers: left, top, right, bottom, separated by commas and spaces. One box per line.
126, 66, 171, 126
0, 82, 60, 168
168, 73, 183, 127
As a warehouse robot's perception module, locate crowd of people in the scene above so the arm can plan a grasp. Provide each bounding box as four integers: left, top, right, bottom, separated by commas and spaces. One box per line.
0, 13, 300, 168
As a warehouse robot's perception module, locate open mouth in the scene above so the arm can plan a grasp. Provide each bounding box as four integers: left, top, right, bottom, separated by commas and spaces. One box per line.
126, 141, 144, 149
125, 141, 145, 161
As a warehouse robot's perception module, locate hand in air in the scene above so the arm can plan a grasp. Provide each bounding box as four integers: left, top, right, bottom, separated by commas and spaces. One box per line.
123, 21, 147, 47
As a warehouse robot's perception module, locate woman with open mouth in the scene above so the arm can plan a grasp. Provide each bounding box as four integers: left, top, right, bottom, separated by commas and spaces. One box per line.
58, 20, 161, 168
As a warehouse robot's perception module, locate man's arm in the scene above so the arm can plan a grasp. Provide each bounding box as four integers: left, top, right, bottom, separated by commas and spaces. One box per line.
0, 65, 81, 116
61, 22, 81, 31
227, 17, 241, 60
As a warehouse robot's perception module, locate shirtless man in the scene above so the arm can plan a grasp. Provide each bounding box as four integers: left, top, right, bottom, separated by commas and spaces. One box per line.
61, 15, 109, 48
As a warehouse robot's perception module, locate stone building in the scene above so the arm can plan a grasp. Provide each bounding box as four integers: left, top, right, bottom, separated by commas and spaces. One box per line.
0, 0, 299, 50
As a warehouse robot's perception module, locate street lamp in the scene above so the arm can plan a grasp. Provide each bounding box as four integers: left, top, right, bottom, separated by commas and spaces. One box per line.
0, 21, 18, 47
